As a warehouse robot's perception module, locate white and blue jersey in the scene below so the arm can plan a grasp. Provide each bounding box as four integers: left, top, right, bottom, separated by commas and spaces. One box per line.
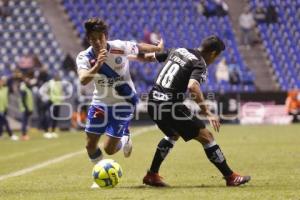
76, 40, 139, 137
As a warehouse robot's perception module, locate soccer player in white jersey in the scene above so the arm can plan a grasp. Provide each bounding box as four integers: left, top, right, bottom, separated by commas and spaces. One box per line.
76, 18, 163, 176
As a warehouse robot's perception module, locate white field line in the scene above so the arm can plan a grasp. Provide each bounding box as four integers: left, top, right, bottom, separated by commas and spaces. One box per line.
0, 143, 62, 161
0, 126, 156, 182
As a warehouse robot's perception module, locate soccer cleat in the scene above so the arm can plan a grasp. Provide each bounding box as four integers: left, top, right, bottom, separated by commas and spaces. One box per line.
10, 135, 19, 141
21, 135, 30, 141
143, 171, 169, 187
225, 172, 251, 186
43, 132, 53, 139
90, 182, 100, 189
122, 135, 132, 158
51, 132, 59, 138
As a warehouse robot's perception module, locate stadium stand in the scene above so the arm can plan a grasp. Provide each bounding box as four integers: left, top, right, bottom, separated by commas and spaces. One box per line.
0, 0, 64, 76
249, 0, 300, 90
61, 0, 256, 94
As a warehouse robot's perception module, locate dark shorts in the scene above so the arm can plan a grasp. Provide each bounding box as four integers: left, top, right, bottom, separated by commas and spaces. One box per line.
147, 98, 206, 141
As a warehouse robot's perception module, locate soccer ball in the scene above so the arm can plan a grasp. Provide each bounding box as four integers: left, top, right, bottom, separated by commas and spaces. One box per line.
92, 159, 123, 188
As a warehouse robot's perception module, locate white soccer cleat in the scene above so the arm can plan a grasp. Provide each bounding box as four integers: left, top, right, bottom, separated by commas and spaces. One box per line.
10, 135, 19, 141
43, 132, 53, 139
90, 182, 100, 189
122, 135, 132, 158
51, 132, 59, 138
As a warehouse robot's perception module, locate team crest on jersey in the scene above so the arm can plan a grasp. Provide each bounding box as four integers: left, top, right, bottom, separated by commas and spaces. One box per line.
89, 59, 96, 65
115, 56, 122, 64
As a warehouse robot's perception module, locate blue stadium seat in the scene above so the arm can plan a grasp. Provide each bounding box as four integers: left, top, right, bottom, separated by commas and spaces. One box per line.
250, 0, 300, 90
59, 0, 256, 93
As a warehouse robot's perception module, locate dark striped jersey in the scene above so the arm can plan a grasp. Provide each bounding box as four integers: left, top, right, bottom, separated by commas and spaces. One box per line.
151, 48, 207, 102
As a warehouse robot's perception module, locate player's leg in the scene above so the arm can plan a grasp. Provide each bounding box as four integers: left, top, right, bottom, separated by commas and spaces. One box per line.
102, 122, 131, 155
102, 105, 134, 156
0, 114, 4, 138
50, 105, 60, 138
173, 104, 232, 176
143, 134, 179, 186
84, 105, 108, 164
194, 128, 251, 186
149, 134, 179, 174
86, 132, 104, 189
171, 104, 250, 186
3, 114, 18, 140
86, 132, 103, 163
143, 102, 177, 187
21, 111, 30, 141
194, 128, 233, 177
121, 124, 132, 157
102, 135, 121, 155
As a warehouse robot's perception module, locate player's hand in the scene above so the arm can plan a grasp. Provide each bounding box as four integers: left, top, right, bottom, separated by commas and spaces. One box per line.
201, 111, 220, 133
157, 39, 164, 52
95, 49, 107, 67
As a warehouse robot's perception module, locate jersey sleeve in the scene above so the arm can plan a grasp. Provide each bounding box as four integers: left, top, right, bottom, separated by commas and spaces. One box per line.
190, 60, 207, 84
76, 52, 90, 70
122, 41, 139, 56
154, 50, 170, 63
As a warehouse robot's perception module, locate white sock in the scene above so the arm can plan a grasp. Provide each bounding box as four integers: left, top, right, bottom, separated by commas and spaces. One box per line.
164, 136, 176, 145
202, 140, 217, 149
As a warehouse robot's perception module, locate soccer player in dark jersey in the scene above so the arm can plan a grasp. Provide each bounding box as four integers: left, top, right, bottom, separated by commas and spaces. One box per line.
140, 35, 251, 187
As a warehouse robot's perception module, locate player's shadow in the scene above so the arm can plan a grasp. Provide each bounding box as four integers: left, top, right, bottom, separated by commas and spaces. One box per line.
120, 184, 236, 189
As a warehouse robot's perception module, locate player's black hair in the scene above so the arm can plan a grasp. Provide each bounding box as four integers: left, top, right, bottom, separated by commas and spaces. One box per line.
200, 35, 225, 54
84, 17, 108, 37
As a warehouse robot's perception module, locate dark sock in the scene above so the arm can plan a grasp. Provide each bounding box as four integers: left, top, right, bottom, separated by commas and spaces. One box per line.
88, 148, 102, 163
150, 138, 174, 173
204, 144, 233, 177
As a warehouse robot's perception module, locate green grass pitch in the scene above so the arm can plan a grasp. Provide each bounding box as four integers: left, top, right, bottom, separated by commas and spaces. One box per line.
0, 124, 299, 200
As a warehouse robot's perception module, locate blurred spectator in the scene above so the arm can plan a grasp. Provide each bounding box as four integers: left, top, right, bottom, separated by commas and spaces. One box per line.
286, 90, 300, 123
265, 5, 278, 24
196, 0, 228, 17
39, 73, 64, 138
254, 3, 267, 23
62, 54, 76, 72
0, 0, 10, 18
215, 58, 229, 83
17, 54, 42, 77
71, 89, 87, 130
196, 0, 216, 17
214, 0, 229, 16
36, 67, 50, 88
239, 7, 256, 47
19, 78, 34, 141
228, 60, 241, 85
0, 76, 18, 141
17, 54, 36, 69
35, 67, 51, 137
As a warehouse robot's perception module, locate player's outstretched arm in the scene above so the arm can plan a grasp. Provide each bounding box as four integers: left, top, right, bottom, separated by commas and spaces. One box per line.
78, 49, 107, 85
188, 79, 220, 132
127, 52, 156, 62
137, 39, 164, 53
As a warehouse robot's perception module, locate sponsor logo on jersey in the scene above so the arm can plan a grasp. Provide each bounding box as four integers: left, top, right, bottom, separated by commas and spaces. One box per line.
97, 76, 125, 87
176, 48, 197, 60
110, 49, 125, 55
115, 56, 122, 64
